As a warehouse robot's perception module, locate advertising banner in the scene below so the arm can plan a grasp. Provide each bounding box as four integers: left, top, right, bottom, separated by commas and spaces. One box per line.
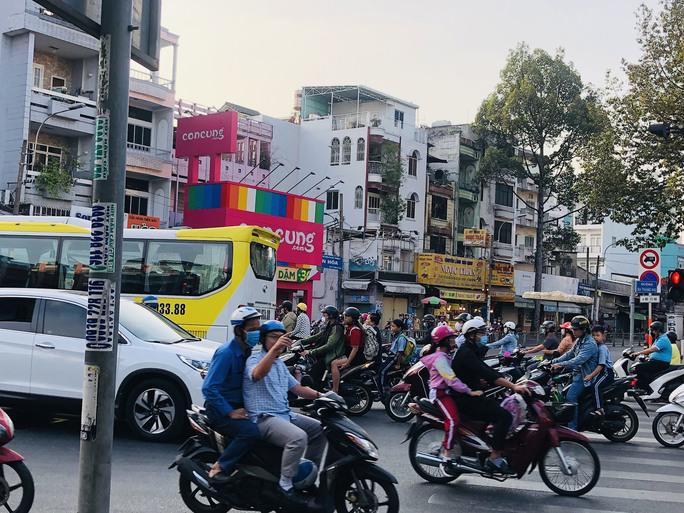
416, 253, 485, 290
439, 289, 486, 302
175, 111, 238, 157
491, 262, 514, 287
464, 229, 491, 247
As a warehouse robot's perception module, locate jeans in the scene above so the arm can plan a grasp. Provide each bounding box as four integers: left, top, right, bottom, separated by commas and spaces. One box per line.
379, 355, 398, 391
566, 376, 585, 430
206, 406, 261, 473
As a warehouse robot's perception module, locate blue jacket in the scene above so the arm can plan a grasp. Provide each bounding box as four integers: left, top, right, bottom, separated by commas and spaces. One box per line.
202, 339, 249, 417
552, 334, 598, 379
487, 333, 518, 355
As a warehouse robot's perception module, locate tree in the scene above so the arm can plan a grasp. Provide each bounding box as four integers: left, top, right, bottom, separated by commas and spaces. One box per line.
585, 0, 684, 250
474, 44, 607, 325
34, 154, 76, 198
379, 144, 406, 225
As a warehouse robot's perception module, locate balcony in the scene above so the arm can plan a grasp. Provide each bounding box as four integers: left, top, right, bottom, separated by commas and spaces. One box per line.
366, 162, 399, 191
428, 218, 452, 237
517, 178, 536, 191
516, 207, 537, 227
429, 182, 454, 198
30, 88, 97, 136
129, 69, 175, 105
494, 205, 514, 219
493, 242, 514, 259
515, 245, 535, 261
126, 144, 173, 178
238, 118, 273, 139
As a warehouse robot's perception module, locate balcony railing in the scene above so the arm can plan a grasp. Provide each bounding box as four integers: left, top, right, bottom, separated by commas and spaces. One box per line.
515, 245, 535, 259
458, 179, 479, 194
126, 143, 172, 160
130, 69, 174, 90
368, 161, 382, 176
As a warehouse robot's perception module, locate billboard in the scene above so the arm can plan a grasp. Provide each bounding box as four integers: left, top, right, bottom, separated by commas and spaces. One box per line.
416, 253, 486, 290
464, 228, 491, 247
175, 111, 238, 158
491, 262, 514, 287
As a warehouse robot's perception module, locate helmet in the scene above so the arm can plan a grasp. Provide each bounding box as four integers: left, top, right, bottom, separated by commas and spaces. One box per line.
503, 321, 516, 332
142, 295, 158, 307
560, 321, 572, 330
322, 305, 339, 319
650, 321, 665, 333
541, 320, 556, 334
343, 306, 361, 320
296, 302, 308, 312
455, 313, 473, 323
230, 306, 262, 326
360, 313, 369, 323
260, 320, 286, 338
281, 300, 293, 311
570, 316, 590, 331
431, 325, 456, 346
423, 314, 436, 324
293, 459, 318, 490
667, 331, 678, 343
462, 318, 487, 336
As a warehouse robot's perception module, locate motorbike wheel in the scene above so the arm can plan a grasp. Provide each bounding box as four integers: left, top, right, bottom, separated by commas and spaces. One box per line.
178, 453, 230, 513
334, 468, 399, 513
602, 405, 639, 443
408, 424, 459, 484
0, 461, 35, 513
384, 391, 414, 423
346, 384, 374, 416
652, 412, 684, 448
539, 440, 600, 497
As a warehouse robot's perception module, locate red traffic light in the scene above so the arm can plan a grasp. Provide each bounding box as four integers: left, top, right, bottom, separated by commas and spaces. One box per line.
672, 271, 681, 285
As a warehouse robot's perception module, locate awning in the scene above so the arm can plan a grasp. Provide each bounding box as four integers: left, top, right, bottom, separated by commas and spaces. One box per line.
515, 298, 535, 309
342, 280, 370, 291
441, 288, 486, 303
378, 281, 425, 295
541, 301, 583, 314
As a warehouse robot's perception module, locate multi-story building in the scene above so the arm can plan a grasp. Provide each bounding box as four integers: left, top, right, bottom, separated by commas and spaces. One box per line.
574, 215, 639, 281
0, 1, 179, 226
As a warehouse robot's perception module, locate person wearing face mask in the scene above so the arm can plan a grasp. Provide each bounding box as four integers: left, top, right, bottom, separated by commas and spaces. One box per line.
202, 306, 263, 484
453, 313, 473, 348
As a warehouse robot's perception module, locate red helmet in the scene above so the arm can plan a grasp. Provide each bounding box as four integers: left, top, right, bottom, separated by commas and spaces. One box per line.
431, 325, 456, 345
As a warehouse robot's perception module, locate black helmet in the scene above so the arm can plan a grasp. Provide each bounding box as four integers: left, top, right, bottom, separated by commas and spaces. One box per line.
281, 300, 293, 311
667, 331, 678, 343
456, 313, 473, 323
343, 306, 361, 320
423, 314, 436, 324
650, 321, 664, 333
322, 305, 339, 319
570, 316, 590, 331
541, 320, 556, 334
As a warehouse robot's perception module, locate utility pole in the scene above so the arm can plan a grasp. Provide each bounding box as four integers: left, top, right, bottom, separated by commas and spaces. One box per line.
593, 253, 601, 322
485, 233, 493, 325
629, 279, 635, 344
13, 140, 27, 214
337, 193, 344, 310
77, 1, 131, 511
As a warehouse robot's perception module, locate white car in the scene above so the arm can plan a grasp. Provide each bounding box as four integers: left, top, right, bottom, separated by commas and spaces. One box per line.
0, 289, 220, 441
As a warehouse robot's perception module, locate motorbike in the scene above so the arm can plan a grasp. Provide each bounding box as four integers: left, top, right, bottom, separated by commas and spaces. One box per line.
651, 383, 684, 448
171, 397, 399, 513
404, 380, 601, 497
0, 408, 34, 513
385, 361, 429, 422
614, 347, 684, 402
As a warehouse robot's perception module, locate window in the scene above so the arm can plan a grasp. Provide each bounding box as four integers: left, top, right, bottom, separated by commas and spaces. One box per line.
368, 194, 381, 215
51, 76, 66, 89
342, 137, 352, 165
0, 298, 36, 332
330, 138, 340, 165
125, 195, 149, 215
250, 242, 276, 281
381, 252, 394, 271
356, 138, 365, 161
430, 236, 447, 254
354, 186, 363, 209
326, 190, 339, 210
408, 150, 419, 177
146, 241, 233, 296
119, 300, 197, 344
34, 206, 70, 217
236, 139, 245, 164
259, 141, 271, 170
33, 64, 44, 88
524, 236, 535, 248
42, 300, 86, 338
431, 196, 448, 220
129, 106, 153, 122
0, 236, 58, 288
406, 193, 418, 219
495, 183, 514, 207
394, 110, 404, 129
28, 143, 62, 172
248, 139, 258, 167
494, 221, 512, 244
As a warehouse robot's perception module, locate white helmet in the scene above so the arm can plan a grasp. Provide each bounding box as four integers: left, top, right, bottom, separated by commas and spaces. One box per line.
503, 321, 516, 332
230, 306, 262, 326
462, 318, 486, 336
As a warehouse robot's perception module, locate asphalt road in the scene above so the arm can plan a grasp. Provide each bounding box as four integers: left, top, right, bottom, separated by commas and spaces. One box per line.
5, 400, 683, 513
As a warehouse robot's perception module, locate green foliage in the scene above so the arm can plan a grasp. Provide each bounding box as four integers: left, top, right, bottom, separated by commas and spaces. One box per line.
34, 158, 74, 198
543, 224, 581, 254
379, 144, 406, 225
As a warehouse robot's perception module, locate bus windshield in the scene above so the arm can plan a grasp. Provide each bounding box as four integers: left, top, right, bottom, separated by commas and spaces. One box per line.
119, 301, 199, 344
250, 242, 276, 281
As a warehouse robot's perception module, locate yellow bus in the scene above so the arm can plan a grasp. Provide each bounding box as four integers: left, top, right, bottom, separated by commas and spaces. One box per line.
0, 217, 279, 341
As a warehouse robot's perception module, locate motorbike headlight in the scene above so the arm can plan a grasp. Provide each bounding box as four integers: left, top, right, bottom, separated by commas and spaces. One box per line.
177, 355, 211, 374
345, 432, 379, 460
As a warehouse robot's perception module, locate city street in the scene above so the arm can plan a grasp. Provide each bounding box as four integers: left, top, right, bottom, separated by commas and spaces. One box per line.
9, 402, 683, 513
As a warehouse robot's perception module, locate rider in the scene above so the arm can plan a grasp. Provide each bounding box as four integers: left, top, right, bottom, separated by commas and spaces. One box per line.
421, 314, 437, 346
280, 300, 297, 333
668, 331, 682, 365
451, 318, 529, 474
631, 321, 672, 389
487, 321, 518, 355
522, 320, 559, 359
454, 313, 474, 348
330, 307, 365, 393
378, 319, 414, 394
202, 306, 263, 484
550, 315, 598, 430
300, 305, 345, 387
243, 320, 325, 503
290, 302, 311, 341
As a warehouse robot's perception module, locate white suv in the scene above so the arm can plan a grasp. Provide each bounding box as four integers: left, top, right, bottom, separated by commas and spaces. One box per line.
0, 289, 220, 441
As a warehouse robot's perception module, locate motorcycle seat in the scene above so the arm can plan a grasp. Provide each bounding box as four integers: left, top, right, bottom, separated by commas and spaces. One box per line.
653, 365, 684, 380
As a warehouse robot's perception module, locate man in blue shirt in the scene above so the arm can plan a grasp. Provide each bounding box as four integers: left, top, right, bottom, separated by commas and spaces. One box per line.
552, 315, 598, 430
487, 321, 519, 355
631, 321, 672, 389
244, 320, 324, 500
202, 306, 263, 483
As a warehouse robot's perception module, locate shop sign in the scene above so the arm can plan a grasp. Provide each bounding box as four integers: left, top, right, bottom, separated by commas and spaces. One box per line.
464, 229, 491, 247
350, 256, 377, 272
416, 253, 485, 290
175, 111, 238, 157
440, 289, 486, 302
491, 290, 516, 302
491, 262, 514, 287
347, 294, 371, 303
322, 254, 343, 270
277, 266, 313, 283
126, 213, 160, 229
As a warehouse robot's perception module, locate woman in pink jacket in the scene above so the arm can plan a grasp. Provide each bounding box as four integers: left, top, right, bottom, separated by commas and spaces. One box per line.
421, 325, 483, 463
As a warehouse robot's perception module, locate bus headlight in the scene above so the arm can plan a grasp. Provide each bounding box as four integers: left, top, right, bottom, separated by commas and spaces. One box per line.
178, 355, 211, 374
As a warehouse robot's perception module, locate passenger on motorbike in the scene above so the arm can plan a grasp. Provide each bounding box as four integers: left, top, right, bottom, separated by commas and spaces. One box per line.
244, 320, 325, 503
668, 331, 682, 365
487, 321, 519, 355
300, 305, 346, 387
583, 325, 613, 416
202, 306, 263, 484
421, 314, 437, 347
451, 318, 529, 474
454, 313, 474, 348
522, 321, 559, 360
550, 315, 598, 430
330, 307, 366, 393
379, 319, 415, 393
631, 321, 672, 390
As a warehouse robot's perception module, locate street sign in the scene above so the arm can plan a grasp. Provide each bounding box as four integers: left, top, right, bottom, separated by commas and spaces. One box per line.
321, 254, 343, 270
636, 280, 658, 294
639, 249, 660, 270
639, 294, 660, 304
638, 248, 662, 293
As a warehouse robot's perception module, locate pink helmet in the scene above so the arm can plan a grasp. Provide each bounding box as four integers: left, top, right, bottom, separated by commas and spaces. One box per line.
431, 325, 456, 345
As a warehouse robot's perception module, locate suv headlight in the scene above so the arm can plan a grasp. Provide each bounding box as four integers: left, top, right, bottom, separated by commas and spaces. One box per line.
345, 432, 379, 460
178, 354, 211, 373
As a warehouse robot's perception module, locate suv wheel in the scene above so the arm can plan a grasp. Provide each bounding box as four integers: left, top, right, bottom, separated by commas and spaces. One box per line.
124, 378, 186, 442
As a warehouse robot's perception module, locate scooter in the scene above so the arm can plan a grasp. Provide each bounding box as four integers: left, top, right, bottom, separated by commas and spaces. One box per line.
404, 381, 601, 497
172, 396, 398, 513
0, 408, 34, 513
385, 361, 429, 422
614, 347, 684, 402
651, 383, 684, 448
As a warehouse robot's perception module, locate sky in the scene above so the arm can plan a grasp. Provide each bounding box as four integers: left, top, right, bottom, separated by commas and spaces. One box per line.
161, 0, 661, 125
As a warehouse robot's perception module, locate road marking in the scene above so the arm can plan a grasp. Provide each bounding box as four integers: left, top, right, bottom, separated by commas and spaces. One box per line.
427, 496, 628, 513
601, 470, 684, 484
581, 433, 661, 445
600, 455, 683, 468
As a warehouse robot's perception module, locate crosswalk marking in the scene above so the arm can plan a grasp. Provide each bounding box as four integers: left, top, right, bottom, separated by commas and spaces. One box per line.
427, 497, 628, 513
601, 470, 684, 484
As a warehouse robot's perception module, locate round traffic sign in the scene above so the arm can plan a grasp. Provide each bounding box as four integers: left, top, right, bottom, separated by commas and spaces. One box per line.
640, 270, 659, 282
640, 249, 660, 270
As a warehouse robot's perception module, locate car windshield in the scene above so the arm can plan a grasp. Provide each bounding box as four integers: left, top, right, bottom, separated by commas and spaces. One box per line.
119, 301, 199, 344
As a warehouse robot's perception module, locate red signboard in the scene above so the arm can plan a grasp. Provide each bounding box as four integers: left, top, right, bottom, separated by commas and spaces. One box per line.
175, 111, 238, 157
126, 213, 160, 229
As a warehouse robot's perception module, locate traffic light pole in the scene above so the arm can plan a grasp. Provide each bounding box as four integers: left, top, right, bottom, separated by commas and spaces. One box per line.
77, 1, 131, 511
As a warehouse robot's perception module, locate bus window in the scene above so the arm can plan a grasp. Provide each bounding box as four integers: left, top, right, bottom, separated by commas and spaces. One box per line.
121, 241, 145, 293
250, 242, 276, 281
0, 236, 58, 288
145, 241, 232, 296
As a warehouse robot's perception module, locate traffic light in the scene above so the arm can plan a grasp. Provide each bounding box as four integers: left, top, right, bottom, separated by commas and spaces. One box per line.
667, 269, 684, 301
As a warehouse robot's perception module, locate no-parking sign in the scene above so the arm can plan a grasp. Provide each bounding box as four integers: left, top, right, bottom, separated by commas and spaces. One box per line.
638, 248, 661, 293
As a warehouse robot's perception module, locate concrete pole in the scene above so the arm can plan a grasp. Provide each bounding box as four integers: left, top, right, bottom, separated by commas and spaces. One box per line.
77, 1, 131, 511
629, 279, 635, 344
337, 193, 344, 310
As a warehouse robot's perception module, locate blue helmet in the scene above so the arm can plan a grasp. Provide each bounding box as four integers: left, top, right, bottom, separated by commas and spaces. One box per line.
293, 459, 318, 490
142, 295, 158, 307
230, 306, 262, 326
260, 320, 286, 338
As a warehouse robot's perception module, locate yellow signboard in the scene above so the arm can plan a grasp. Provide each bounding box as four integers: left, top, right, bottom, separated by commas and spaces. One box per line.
491, 289, 516, 302
416, 253, 486, 290
277, 266, 312, 283
464, 229, 491, 247
491, 262, 514, 287
440, 289, 486, 302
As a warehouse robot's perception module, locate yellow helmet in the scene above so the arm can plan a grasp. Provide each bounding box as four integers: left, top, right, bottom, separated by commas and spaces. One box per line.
297, 302, 308, 312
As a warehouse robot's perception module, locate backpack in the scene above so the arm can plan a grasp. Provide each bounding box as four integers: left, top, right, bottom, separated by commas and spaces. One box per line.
362, 325, 379, 361
401, 336, 419, 365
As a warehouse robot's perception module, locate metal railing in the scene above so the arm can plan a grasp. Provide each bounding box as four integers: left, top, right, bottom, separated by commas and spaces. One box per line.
126, 142, 172, 159
458, 179, 479, 194
130, 69, 174, 90
368, 161, 383, 176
